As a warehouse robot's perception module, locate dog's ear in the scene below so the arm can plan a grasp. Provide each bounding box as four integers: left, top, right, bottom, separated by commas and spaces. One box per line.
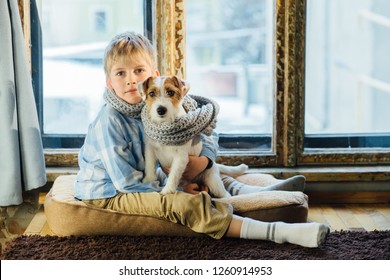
181, 79, 190, 95
137, 81, 145, 99
138, 77, 154, 100
172, 75, 190, 96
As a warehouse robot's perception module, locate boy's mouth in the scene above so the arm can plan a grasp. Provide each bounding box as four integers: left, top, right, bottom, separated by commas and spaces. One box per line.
126, 89, 138, 94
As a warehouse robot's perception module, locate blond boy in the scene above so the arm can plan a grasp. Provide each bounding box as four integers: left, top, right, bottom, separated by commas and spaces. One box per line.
75, 31, 329, 247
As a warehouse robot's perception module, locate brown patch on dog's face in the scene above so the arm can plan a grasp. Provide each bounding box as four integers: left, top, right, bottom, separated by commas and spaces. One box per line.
162, 76, 187, 108
138, 77, 155, 100
138, 77, 158, 112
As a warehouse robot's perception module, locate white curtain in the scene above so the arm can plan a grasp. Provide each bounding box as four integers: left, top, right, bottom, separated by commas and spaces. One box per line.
0, 0, 46, 206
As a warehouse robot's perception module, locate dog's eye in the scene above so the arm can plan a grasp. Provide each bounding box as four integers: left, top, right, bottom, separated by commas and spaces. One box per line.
166, 90, 175, 97
148, 91, 156, 97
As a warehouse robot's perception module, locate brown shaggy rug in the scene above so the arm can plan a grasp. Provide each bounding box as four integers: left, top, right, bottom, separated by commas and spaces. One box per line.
2, 230, 390, 260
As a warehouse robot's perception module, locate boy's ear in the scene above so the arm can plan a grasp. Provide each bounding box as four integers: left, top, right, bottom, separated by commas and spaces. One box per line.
106, 76, 112, 89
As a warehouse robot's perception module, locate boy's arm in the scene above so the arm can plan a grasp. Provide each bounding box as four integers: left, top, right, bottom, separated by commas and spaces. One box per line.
199, 131, 219, 162
181, 131, 219, 181
95, 115, 162, 193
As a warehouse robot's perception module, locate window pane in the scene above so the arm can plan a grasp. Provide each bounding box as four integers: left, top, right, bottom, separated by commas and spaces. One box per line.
186, 0, 273, 136
305, 0, 390, 136
39, 0, 144, 134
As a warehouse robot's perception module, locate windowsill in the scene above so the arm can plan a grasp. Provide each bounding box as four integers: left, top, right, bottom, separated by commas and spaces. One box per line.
44, 148, 390, 183
44, 150, 390, 203
246, 165, 390, 182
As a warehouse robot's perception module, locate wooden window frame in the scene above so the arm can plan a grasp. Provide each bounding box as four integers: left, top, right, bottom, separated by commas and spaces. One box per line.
156, 0, 390, 167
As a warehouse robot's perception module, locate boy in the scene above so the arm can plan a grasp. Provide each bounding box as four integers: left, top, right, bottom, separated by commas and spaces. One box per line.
75, 31, 330, 247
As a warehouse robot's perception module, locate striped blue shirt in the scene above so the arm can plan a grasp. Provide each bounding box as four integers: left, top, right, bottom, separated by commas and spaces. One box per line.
75, 103, 218, 200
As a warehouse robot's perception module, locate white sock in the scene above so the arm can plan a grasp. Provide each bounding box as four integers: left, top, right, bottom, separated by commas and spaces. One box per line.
222, 175, 305, 195
240, 218, 330, 248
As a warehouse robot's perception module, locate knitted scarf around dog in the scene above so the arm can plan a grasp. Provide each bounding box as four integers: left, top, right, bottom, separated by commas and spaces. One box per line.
104, 88, 145, 118
141, 94, 219, 146
104, 88, 219, 146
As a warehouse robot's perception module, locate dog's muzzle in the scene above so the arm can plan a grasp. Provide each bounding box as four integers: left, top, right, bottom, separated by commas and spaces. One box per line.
157, 106, 167, 116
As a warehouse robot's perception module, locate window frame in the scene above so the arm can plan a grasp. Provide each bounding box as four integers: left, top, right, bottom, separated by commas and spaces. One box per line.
155, 0, 278, 167
24, 0, 390, 170
292, 0, 390, 166
29, 0, 154, 149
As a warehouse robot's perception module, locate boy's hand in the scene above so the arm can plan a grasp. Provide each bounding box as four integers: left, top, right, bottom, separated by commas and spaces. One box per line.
183, 183, 210, 194
183, 183, 201, 194
163, 155, 209, 181
182, 155, 209, 180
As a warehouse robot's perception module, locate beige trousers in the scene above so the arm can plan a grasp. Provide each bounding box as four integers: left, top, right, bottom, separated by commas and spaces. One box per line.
84, 191, 233, 239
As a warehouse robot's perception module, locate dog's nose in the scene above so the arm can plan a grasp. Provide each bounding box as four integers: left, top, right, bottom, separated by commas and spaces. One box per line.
157, 106, 167, 116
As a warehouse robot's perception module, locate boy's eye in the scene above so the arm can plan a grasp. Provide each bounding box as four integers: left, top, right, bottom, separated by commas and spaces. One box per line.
166, 90, 175, 97
116, 71, 124, 76
135, 68, 145, 74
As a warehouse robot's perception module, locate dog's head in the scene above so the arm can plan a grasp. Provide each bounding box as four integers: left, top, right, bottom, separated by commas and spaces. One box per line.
138, 75, 190, 123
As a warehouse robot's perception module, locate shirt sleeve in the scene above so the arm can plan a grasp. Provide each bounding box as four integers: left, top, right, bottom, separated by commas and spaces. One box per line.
199, 131, 219, 162
94, 111, 162, 193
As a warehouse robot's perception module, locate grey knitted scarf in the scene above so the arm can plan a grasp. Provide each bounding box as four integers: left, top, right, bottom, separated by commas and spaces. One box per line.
141, 94, 219, 146
103, 88, 144, 118
104, 88, 219, 145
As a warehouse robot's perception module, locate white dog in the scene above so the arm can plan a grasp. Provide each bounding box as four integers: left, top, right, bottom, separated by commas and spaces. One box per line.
138, 75, 248, 198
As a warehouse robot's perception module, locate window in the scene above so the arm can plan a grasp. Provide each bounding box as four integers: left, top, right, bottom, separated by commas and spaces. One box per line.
31, 0, 146, 148
94, 11, 107, 32
300, 0, 390, 165
185, 0, 273, 152
29, 0, 390, 169
305, 0, 390, 150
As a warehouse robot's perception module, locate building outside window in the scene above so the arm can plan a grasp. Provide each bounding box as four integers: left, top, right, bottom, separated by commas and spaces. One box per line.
94, 11, 107, 32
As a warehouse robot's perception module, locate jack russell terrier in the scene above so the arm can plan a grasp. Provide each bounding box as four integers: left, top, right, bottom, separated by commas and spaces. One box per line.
138, 75, 248, 198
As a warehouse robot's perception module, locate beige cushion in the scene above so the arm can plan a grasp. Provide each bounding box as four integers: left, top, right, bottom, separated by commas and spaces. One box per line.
44, 175, 308, 236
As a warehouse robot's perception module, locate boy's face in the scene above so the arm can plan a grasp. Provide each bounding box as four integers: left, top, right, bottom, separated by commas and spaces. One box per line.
106, 58, 159, 104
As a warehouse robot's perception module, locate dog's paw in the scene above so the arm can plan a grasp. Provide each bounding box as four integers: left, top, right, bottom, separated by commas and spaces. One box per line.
142, 176, 157, 183
160, 185, 176, 195
238, 163, 249, 172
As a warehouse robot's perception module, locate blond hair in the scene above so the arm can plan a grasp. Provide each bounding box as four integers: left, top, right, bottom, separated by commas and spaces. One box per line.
103, 31, 157, 75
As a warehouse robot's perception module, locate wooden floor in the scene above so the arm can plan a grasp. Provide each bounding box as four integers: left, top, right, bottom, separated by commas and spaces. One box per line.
24, 203, 390, 235
308, 203, 390, 232
2, 196, 390, 255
